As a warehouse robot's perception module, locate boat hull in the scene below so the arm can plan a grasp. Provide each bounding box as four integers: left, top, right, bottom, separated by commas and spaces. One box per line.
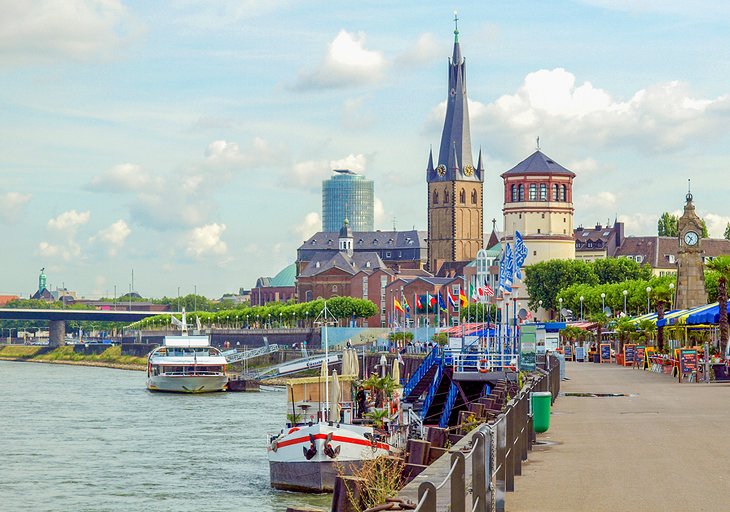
269, 459, 366, 492
268, 422, 390, 492
147, 375, 228, 393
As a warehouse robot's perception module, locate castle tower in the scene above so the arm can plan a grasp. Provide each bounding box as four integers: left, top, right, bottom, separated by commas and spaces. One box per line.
675, 186, 707, 309
501, 149, 576, 264
426, 14, 484, 273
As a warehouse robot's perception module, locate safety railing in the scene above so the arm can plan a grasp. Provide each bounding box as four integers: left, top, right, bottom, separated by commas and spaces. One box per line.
402, 354, 560, 512
403, 347, 441, 399
419, 362, 443, 420
450, 351, 519, 373
438, 382, 459, 428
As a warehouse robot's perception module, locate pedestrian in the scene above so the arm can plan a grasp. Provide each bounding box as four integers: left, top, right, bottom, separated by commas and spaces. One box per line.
356, 386, 367, 419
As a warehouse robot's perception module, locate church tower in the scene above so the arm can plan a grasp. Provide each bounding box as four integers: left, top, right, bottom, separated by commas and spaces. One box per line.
426, 14, 484, 273
675, 185, 707, 309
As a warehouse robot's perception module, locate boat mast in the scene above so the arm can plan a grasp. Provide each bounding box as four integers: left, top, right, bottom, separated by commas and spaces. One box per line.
324, 301, 329, 421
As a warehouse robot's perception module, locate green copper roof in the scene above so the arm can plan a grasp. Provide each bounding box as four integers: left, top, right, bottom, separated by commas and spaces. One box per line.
269, 263, 296, 287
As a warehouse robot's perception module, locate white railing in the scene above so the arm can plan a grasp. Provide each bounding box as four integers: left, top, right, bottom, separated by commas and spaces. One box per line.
224, 343, 280, 363
450, 351, 519, 373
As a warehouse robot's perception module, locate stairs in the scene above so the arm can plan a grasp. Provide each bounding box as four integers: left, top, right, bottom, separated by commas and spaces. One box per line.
402, 348, 441, 401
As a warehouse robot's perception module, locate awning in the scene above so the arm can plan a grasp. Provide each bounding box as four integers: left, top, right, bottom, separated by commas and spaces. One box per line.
684, 302, 730, 325
569, 321, 597, 330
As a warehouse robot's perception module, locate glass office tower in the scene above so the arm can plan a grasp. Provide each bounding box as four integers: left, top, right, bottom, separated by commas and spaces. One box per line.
322, 169, 374, 232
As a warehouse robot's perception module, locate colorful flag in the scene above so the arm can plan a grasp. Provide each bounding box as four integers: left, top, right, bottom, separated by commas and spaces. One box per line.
416, 295, 424, 309
484, 284, 495, 297
499, 244, 514, 294
403, 296, 411, 313
447, 290, 457, 308
514, 231, 529, 279
438, 292, 447, 310
427, 293, 437, 307
469, 283, 478, 302
394, 299, 404, 313
459, 287, 468, 308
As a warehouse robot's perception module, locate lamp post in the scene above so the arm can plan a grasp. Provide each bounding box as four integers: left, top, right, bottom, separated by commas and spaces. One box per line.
256, 314, 260, 328
279, 312, 283, 328
306, 311, 309, 327
268, 313, 272, 329
669, 283, 675, 310
538, 299, 543, 320
623, 290, 628, 315
580, 296, 584, 321
646, 286, 652, 314
246, 315, 249, 328
558, 297, 563, 321
601, 292, 606, 313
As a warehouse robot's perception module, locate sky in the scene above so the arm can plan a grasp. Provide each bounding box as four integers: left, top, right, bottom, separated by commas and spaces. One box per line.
2, 0, 730, 299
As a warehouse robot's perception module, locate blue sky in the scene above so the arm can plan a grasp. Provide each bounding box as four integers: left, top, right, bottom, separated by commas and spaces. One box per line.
2, 0, 730, 299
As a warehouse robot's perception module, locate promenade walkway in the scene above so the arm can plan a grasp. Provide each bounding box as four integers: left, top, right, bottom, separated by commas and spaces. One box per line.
510, 361, 730, 511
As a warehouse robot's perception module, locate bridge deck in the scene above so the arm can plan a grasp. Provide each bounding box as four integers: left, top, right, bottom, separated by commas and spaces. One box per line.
510, 361, 730, 511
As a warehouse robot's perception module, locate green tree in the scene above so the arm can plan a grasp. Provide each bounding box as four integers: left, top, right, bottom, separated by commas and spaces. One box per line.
651, 285, 673, 351
592, 258, 652, 284
524, 259, 598, 312
658, 212, 679, 237
706, 255, 730, 356
700, 219, 709, 238
724, 223, 730, 240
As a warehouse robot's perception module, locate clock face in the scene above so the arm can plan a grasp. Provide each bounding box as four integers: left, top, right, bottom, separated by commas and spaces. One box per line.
436, 164, 446, 177
684, 231, 699, 246
463, 164, 474, 176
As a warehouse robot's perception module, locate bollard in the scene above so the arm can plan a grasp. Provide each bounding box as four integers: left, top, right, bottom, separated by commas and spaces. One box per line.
451, 451, 466, 512
331, 476, 366, 512
471, 432, 487, 512
418, 481, 437, 512
494, 419, 506, 512
505, 404, 515, 492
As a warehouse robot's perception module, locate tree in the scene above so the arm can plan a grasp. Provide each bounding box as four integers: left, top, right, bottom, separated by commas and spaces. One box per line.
658, 212, 679, 237
524, 259, 598, 312
592, 258, 651, 284
700, 219, 709, 238
724, 222, 730, 241
706, 255, 730, 356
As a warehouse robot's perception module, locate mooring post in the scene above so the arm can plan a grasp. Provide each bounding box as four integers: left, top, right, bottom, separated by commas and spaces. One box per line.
451, 451, 466, 512
471, 432, 487, 512
418, 481, 437, 512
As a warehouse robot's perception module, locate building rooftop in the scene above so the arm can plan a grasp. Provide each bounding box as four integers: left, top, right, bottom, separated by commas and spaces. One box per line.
501, 150, 576, 178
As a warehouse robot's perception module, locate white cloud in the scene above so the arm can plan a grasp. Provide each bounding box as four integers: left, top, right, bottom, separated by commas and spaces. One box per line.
92, 219, 131, 256
48, 210, 90, 232
470, 68, 730, 156
0, 191, 31, 223
374, 197, 385, 227
294, 30, 387, 90
87, 163, 156, 193
292, 211, 321, 241
186, 223, 228, 259
290, 153, 367, 189
701, 212, 730, 238
617, 212, 658, 237
0, 0, 138, 66
37, 240, 82, 262
394, 33, 441, 69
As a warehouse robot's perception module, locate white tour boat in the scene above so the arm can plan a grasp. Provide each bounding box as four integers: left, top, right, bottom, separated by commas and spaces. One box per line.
146, 335, 228, 393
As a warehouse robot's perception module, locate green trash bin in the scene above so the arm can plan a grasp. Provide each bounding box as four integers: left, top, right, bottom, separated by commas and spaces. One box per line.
531, 391, 552, 433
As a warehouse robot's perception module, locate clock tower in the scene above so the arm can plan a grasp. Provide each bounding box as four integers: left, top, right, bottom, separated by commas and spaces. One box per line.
426, 15, 484, 273
675, 186, 707, 309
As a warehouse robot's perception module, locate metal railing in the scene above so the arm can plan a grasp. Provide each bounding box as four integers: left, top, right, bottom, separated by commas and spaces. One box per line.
403, 347, 440, 398
407, 354, 561, 512
222, 343, 280, 363
450, 351, 519, 373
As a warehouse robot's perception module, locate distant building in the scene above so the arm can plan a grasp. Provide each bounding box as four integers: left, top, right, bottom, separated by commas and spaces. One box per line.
322, 169, 374, 232
251, 263, 297, 306
614, 236, 730, 277
574, 221, 625, 261
0, 295, 19, 306
297, 229, 427, 275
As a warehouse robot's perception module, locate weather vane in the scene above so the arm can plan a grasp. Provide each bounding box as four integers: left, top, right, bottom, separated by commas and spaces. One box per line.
536, 136, 541, 151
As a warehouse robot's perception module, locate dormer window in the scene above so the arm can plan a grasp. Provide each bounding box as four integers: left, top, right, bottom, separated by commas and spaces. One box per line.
366, 261, 371, 268
327, 239, 333, 245
373, 239, 378, 245
315, 261, 321, 268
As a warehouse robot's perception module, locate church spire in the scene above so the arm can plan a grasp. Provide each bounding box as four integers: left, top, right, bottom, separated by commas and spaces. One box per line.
429, 14, 477, 183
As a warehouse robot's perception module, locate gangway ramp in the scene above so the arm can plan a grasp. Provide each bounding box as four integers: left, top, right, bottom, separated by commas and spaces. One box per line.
222, 343, 280, 364
255, 352, 341, 379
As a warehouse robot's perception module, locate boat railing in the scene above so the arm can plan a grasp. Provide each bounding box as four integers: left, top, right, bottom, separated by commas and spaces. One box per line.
450, 351, 519, 373
161, 370, 225, 376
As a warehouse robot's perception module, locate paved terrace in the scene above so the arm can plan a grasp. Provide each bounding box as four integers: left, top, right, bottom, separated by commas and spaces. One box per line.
510, 361, 730, 512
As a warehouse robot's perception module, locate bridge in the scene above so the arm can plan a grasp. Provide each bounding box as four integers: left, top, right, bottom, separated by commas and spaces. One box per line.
0, 308, 172, 345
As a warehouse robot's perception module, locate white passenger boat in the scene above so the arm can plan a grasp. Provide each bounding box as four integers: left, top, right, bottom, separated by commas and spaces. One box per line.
146, 335, 228, 393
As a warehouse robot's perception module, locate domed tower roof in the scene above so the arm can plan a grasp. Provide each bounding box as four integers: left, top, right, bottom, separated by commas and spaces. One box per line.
339, 217, 353, 238
501, 150, 575, 178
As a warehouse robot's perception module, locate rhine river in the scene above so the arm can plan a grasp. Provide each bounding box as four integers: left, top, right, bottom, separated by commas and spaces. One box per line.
0, 361, 330, 511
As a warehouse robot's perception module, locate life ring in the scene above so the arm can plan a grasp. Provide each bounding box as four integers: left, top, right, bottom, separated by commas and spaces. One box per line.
288, 427, 300, 435
477, 358, 490, 373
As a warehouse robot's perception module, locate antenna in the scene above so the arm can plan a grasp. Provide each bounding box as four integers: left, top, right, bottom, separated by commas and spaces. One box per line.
393, 217, 397, 231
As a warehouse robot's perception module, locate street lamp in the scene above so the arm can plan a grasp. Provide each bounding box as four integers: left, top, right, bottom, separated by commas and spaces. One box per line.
600, 292, 606, 313
558, 297, 563, 321
646, 286, 652, 314
669, 283, 675, 310
268, 313, 272, 328
580, 296, 584, 321
246, 315, 249, 328
623, 290, 628, 315
279, 312, 283, 328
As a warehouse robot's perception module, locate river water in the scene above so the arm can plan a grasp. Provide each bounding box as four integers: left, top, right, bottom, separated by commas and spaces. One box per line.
0, 361, 330, 512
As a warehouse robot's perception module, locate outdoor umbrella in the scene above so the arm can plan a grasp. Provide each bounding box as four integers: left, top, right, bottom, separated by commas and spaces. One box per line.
330, 369, 341, 421
391, 356, 400, 385
379, 354, 387, 378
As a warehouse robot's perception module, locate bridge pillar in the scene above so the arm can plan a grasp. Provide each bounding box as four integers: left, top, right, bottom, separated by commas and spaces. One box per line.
49, 320, 66, 346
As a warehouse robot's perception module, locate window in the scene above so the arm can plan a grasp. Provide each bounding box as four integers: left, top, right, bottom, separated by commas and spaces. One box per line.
595, 240, 603, 248
471, 189, 477, 204
332, 285, 337, 292
560, 185, 567, 201
385, 252, 391, 258
576, 241, 583, 248
537, 228, 541, 234
518, 184, 524, 201
552, 184, 559, 201
635, 255, 643, 263
539, 183, 547, 201
529, 184, 537, 201
459, 188, 466, 203
587, 241, 593, 248
315, 261, 321, 268
511, 184, 517, 202
305, 290, 312, 301
542, 213, 545, 219
433, 190, 439, 204
365, 261, 371, 268
444, 189, 449, 203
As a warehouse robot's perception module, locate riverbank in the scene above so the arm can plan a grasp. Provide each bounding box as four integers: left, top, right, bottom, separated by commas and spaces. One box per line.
0, 345, 147, 371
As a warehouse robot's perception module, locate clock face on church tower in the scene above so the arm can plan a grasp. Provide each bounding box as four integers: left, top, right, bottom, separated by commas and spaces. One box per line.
684, 231, 699, 246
